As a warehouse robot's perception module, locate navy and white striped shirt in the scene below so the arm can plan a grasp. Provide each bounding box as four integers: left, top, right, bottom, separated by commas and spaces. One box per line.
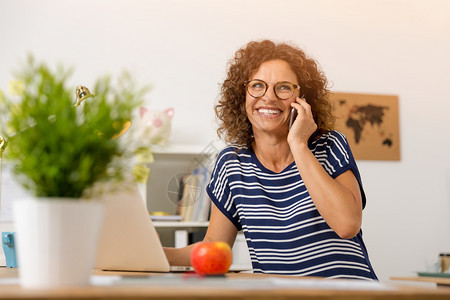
206, 131, 377, 280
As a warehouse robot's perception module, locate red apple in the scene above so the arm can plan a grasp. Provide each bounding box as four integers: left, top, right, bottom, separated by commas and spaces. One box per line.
190, 241, 232, 275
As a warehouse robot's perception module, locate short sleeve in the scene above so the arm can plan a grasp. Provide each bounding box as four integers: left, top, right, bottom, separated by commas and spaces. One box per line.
206, 148, 242, 230
312, 131, 367, 209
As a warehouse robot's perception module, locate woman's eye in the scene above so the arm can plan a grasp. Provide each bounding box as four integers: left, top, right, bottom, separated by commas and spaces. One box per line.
278, 84, 292, 91
252, 83, 265, 89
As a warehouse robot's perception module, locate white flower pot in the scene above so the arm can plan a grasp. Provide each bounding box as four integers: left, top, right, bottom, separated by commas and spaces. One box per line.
13, 198, 103, 289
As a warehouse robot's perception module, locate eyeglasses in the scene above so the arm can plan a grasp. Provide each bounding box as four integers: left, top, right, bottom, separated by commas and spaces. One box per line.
244, 79, 300, 100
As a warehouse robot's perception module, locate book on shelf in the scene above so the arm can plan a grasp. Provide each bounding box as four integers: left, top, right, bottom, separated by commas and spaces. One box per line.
176, 166, 211, 223
174, 229, 205, 248
150, 215, 182, 222
174, 230, 188, 248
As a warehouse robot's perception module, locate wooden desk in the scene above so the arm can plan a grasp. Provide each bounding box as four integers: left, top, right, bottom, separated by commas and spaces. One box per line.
1, 268, 449, 300
391, 275, 450, 287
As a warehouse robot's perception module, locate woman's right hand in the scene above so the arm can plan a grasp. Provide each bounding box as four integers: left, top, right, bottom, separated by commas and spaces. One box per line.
287, 97, 317, 147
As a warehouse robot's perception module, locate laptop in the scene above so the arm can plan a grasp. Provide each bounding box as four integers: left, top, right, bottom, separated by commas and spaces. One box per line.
95, 180, 173, 272
94, 179, 252, 273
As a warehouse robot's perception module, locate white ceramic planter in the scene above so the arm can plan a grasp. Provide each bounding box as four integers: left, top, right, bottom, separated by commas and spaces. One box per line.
13, 198, 103, 289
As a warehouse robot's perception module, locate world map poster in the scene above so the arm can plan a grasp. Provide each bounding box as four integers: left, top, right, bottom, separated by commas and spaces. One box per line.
329, 92, 400, 161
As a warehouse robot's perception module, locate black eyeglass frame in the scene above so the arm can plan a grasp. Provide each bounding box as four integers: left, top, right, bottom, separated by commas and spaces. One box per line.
244, 79, 301, 100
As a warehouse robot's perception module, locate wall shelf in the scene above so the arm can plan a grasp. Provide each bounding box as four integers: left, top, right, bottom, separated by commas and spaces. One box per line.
145, 143, 251, 270
151, 144, 207, 155
152, 221, 209, 228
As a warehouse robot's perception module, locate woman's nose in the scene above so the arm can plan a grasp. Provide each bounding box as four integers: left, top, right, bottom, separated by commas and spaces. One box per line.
262, 86, 278, 101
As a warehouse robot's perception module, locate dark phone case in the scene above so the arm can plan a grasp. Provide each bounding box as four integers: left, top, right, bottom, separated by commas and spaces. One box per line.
289, 107, 297, 130
289, 93, 306, 130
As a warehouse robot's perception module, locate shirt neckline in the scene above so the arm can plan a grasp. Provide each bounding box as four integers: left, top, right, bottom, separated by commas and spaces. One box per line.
248, 145, 296, 175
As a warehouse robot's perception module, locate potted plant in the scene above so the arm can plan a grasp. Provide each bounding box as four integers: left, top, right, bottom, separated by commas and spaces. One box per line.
0, 56, 147, 288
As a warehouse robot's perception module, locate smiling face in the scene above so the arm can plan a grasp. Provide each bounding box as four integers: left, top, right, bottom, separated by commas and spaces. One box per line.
245, 59, 299, 137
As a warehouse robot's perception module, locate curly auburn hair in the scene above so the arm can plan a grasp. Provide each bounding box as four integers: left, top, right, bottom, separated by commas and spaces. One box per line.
215, 40, 335, 147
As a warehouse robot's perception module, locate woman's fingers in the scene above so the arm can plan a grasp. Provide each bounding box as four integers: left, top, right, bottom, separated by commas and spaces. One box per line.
289, 97, 317, 136
296, 97, 313, 118
290, 97, 310, 120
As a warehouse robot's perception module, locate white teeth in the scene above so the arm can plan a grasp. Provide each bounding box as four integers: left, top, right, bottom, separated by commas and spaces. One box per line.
258, 109, 280, 115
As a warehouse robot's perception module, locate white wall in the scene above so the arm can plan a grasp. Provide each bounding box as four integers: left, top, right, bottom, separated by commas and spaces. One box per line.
1, 0, 449, 281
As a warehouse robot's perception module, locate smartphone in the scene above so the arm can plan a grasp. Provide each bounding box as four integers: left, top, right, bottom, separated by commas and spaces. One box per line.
289, 93, 305, 130
288, 107, 297, 130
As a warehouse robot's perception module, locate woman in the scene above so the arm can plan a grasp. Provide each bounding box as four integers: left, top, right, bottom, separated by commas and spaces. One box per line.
164, 40, 377, 280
